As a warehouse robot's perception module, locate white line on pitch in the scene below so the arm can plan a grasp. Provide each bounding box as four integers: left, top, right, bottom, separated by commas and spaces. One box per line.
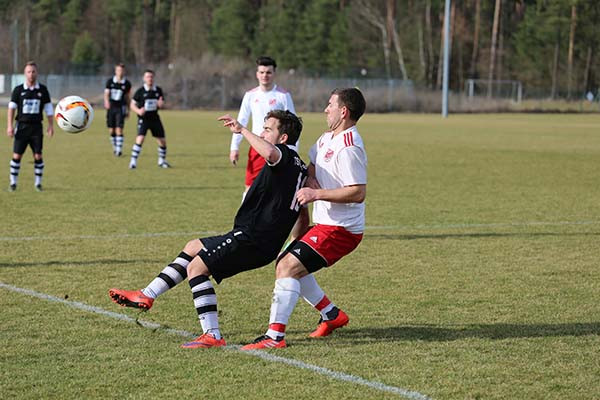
0, 281, 431, 400
1, 220, 599, 242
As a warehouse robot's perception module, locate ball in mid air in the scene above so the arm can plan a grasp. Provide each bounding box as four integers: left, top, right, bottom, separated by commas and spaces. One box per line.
55, 96, 94, 133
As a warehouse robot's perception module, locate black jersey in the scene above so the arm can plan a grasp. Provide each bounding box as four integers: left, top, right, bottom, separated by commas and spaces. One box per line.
105, 77, 131, 108
132, 85, 163, 120
234, 144, 308, 256
10, 83, 52, 124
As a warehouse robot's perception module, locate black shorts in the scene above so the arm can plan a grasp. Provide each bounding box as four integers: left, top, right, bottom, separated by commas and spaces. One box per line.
137, 117, 165, 138
13, 122, 43, 155
197, 230, 275, 284
107, 106, 127, 129
277, 239, 328, 273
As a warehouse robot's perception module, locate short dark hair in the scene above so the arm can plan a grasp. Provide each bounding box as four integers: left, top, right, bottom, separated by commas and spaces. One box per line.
265, 110, 302, 146
256, 56, 277, 69
24, 61, 37, 69
144, 69, 154, 75
116, 63, 125, 69
332, 87, 366, 122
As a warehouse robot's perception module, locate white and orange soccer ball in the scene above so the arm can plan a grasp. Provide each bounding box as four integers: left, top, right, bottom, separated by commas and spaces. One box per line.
55, 96, 94, 133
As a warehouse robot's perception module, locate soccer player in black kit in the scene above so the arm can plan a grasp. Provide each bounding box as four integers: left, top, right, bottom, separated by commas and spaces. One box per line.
103, 63, 131, 156
129, 69, 170, 169
109, 110, 308, 348
6, 61, 54, 192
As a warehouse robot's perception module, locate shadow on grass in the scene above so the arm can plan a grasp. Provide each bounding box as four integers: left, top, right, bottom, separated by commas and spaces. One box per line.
0, 259, 161, 268
327, 323, 600, 342
365, 232, 600, 240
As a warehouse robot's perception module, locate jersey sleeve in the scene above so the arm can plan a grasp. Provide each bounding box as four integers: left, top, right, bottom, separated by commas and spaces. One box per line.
132, 88, 143, 105
10, 86, 20, 104
231, 92, 252, 151
41, 86, 51, 105
266, 144, 289, 169
105, 79, 112, 89
125, 81, 132, 94
335, 147, 367, 186
157, 87, 164, 99
285, 92, 295, 114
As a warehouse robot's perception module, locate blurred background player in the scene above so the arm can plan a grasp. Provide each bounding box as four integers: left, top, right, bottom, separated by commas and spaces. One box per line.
129, 69, 170, 169
104, 63, 131, 156
6, 61, 54, 192
242, 88, 367, 350
229, 56, 295, 197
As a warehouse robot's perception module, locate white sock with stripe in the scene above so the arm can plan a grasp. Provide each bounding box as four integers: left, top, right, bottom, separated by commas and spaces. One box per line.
9, 158, 20, 186
267, 277, 300, 339
299, 274, 336, 319
189, 275, 221, 339
141, 252, 192, 299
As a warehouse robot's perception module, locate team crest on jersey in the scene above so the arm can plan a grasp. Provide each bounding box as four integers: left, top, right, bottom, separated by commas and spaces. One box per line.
269, 98, 276, 106
37, 92, 42, 97
324, 149, 334, 162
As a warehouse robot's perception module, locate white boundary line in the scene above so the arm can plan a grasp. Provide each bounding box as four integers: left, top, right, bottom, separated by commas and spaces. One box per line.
1, 220, 599, 242
0, 281, 431, 400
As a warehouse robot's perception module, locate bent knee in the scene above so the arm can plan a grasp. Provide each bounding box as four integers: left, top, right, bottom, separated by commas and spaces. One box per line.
183, 239, 203, 256
276, 254, 308, 279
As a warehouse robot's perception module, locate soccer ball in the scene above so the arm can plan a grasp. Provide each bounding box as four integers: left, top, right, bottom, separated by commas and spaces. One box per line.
55, 96, 94, 133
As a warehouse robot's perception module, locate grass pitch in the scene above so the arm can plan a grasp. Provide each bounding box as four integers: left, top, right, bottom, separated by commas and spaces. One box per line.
1, 110, 599, 399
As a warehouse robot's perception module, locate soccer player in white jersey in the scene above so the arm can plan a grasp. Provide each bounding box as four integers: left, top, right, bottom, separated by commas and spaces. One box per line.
241, 88, 367, 350
229, 56, 295, 194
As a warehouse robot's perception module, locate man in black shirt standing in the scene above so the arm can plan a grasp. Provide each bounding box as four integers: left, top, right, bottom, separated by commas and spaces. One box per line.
6, 61, 54, 192
128, 69, 170, 169
103, 63, 131, 157
109, 110, 308, 349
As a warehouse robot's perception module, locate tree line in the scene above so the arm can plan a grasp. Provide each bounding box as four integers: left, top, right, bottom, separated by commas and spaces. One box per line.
1, 0, 599, 98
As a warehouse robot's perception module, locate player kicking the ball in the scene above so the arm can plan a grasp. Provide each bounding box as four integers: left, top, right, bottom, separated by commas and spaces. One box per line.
109, 110, 307, 348
241, 88, 367, 350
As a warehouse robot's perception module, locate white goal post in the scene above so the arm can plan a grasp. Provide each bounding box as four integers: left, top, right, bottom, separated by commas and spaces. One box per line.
465, 79, 523, 103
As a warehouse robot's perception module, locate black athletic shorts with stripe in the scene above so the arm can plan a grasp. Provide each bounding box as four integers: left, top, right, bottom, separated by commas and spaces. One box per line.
13, 122, 43, 154
197, 230, 275, 284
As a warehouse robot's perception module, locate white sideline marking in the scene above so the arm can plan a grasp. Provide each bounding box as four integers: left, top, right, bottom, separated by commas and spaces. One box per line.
0, 281, 431, 400
0, 220, 599, 242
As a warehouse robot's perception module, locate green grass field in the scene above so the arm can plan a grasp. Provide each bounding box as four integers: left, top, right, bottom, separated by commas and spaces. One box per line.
1, 110, 599, 399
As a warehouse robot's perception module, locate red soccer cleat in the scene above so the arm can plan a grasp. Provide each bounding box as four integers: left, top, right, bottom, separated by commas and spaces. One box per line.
108, 288, 154, 310
240, 335, 287, 350
181, 333, 226, 349
309, 309, 349, 338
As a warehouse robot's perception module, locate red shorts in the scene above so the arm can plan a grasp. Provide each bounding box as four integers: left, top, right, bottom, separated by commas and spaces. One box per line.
298, 224, 363, 269
245, 147, 266, 186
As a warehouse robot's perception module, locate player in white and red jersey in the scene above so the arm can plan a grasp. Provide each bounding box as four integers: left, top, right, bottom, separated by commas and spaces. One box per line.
229, 56, 295, 195
241, 88, 367, 350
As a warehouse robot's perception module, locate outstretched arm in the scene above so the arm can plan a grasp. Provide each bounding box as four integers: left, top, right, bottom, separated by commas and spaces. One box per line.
218, 114, 281, 164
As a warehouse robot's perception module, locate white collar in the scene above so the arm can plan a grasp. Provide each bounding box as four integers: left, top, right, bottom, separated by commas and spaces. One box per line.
23, 82, 40, 90
143, 84, 156, 91
113, 76, 125, 84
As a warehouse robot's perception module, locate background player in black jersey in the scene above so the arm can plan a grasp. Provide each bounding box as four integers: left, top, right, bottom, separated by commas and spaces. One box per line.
109, 110, 307, 349
128, 69, 170, 169
6, 61, 54, 192
103, 63, 131, 156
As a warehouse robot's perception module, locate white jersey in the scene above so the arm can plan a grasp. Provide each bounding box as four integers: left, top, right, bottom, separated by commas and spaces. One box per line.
230, 84, 295, 151
308, 126, 367, 233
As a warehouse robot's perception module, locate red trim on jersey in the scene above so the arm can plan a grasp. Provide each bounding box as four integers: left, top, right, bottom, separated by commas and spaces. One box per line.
245, 146, 266, 186
300, 224, 363, 267
269, 323, 286, 333
314, 296, 331, 311
344, 132, 354, 147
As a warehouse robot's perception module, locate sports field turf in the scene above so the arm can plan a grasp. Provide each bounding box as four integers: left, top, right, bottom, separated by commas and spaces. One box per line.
1, 110, 599, 399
